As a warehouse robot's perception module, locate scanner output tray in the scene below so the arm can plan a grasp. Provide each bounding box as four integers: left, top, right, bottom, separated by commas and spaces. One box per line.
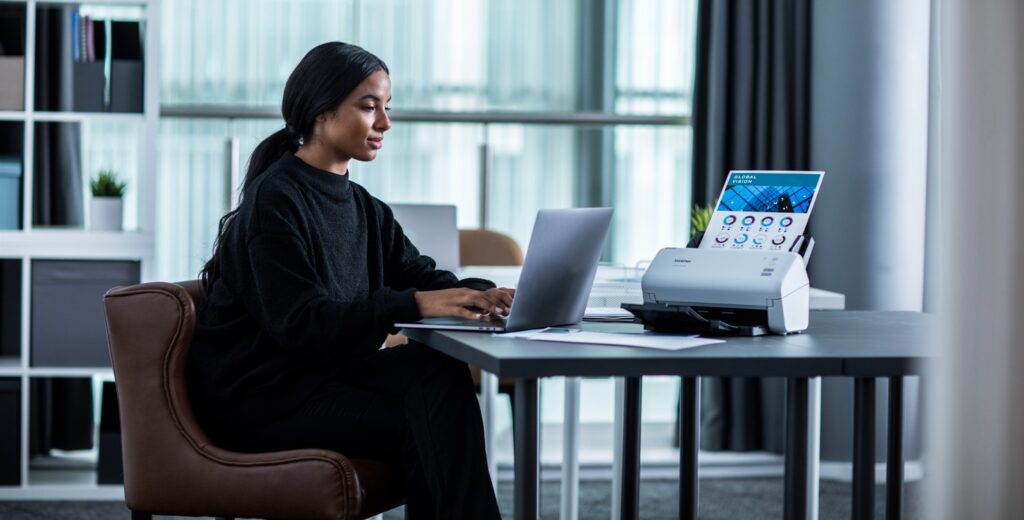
620, 302, 769, 337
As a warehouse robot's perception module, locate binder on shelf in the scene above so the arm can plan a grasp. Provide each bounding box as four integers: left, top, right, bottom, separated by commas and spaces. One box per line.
109, 20, 143, 113
71, 14, 105, 112
72, 60, 105, 112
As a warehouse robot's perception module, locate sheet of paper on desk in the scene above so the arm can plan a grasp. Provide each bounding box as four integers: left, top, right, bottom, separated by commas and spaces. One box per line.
527, 330, 725, 351
583, 306, 636, 321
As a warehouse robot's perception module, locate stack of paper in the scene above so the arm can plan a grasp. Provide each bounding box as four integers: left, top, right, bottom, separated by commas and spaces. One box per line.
582, 306, 637, 322
526, 329, 724, 351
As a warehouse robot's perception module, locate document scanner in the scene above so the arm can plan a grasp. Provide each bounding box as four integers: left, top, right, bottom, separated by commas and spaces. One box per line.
621, 246, 811, 336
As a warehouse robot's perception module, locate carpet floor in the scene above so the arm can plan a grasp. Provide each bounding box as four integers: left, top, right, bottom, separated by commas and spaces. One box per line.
0, 478, 922, 519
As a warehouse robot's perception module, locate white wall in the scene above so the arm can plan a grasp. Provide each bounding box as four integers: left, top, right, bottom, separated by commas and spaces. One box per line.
932, 0, 1024, 517
810, 0, 931, 464
809, 0, 930, 311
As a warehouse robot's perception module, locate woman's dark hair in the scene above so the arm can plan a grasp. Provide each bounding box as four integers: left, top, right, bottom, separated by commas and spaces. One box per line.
199, 42, 388, 290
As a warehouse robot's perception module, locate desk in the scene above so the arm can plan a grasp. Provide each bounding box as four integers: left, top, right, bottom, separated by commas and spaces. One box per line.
404, 310, 931, 520
459, 266, 847, 518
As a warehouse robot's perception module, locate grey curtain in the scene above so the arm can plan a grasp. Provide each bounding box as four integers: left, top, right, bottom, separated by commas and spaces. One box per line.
691, 0, 812, 452
29, 7, 92, 454
33, 6, 82, 227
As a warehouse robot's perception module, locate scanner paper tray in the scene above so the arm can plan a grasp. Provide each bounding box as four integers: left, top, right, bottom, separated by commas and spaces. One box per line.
620, 302, 769, 337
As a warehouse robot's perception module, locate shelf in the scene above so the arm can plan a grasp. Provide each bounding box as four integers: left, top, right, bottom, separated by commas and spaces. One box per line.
2, 463, 125, 499
27, 368, 114, 378
0, 485, 123, 501
0, 229, 153, 258
32, 111, 145, 123
35, 0, 149, 6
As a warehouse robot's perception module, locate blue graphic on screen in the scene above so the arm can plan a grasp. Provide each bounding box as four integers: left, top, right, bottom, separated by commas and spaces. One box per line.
717, 172, 819, 214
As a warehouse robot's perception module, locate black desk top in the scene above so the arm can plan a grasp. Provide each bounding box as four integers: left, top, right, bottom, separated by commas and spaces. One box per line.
401, 311, 933, 378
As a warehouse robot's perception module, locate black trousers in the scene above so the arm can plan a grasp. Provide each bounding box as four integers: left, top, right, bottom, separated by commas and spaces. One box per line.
231, 342, 501, 519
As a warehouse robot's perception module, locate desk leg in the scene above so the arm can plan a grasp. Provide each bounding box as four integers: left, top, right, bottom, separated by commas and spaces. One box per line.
514, 377, 540, 520
809, 378, 821, 520
481, 371, 499, 495
619, 376, 642, 520
679, 376, 700, 520
784, 377, 816, 520
852, 377, 876, 520
611, 378, 625, 520
886, 377, 904, 520
560, 377, 581, 520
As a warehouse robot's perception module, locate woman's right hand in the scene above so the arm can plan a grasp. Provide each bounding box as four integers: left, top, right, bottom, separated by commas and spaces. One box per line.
414, 287, 515, 321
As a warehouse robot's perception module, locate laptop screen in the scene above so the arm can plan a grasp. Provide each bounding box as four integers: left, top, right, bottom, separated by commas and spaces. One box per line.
389, 204, 460, 272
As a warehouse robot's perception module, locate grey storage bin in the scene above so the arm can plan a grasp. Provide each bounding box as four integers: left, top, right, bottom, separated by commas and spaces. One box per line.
31, 260, 140, 367
0, 57, 24, 110
0, 378, 19, 486
0, 156, 21, 230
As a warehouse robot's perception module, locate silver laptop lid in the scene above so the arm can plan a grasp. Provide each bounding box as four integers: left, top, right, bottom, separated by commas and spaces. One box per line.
504, 208, 613, 331
389, 204, 460, 273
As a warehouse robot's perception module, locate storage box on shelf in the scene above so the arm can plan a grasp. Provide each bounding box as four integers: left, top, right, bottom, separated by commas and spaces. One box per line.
0, 3, 26, 111
0, 58, 24, 111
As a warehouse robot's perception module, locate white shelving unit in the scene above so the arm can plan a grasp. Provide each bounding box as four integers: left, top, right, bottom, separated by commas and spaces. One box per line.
0, 0, 160, 500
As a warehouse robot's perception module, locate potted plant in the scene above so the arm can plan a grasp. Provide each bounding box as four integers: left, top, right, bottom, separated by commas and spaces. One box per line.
690, 204, 713, 239
89, 170, 127, 231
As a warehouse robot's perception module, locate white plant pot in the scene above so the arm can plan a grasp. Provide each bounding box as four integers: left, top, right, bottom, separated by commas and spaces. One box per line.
90, 197, 123, 231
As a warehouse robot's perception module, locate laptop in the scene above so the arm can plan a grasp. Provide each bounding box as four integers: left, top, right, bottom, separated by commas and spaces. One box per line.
390, 203, 460, 273
395, 207, 614, 333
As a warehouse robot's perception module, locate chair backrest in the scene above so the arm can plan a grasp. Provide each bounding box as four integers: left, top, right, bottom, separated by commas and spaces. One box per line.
102, 281, 369, 519
458, 228, 524, 266
102, 282, 215, 509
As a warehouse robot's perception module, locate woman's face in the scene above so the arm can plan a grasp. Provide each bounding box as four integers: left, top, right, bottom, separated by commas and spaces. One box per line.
316, 69, 392, 162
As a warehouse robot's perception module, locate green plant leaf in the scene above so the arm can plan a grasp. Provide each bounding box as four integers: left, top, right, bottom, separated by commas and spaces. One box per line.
690, 204, 713, 237
90, 170, 127, 197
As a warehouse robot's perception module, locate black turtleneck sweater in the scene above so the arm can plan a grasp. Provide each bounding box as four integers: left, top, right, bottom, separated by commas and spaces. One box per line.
187, 153, 491, 434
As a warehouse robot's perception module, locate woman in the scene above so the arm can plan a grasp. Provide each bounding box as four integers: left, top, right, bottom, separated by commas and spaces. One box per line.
187, 42, 511, 519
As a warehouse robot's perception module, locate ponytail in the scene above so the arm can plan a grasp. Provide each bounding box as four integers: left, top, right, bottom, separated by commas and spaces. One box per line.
246, 127, 299, 188
198, 128, 297, 290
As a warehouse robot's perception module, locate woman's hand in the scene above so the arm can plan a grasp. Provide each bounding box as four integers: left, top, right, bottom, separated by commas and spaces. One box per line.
414, 287, 516, 321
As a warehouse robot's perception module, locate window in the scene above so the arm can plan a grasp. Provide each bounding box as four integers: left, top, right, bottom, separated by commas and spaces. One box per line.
156, 0, 697, 280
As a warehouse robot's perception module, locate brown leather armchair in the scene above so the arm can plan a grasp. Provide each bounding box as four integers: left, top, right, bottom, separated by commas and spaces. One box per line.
102, 281, 404, 520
